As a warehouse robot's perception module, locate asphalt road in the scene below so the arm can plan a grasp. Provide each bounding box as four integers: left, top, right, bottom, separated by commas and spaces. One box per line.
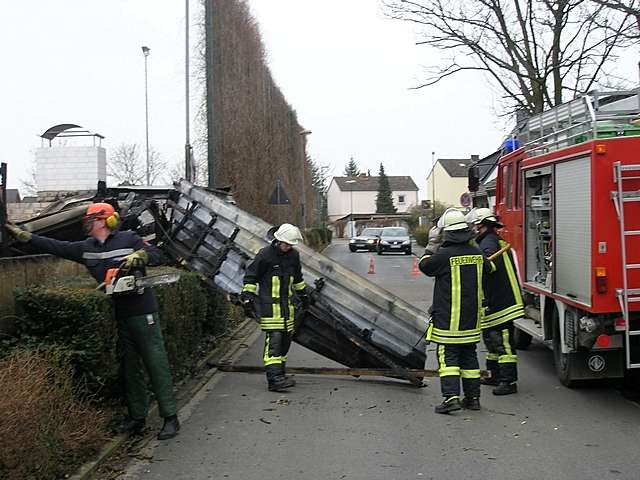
121, 240, 640, 480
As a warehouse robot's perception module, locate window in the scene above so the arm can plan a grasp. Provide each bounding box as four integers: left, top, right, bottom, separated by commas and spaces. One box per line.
515, 160, 522, 208
398, 195, 405, 204
502, 163, 513, 209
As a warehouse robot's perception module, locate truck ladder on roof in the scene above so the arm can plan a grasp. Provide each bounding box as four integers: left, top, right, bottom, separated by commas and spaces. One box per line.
612, 161, 640, 369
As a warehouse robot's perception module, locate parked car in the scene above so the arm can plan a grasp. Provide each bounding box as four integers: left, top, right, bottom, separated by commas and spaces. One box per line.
377, 226, 412, 255
349, 227, 383, 252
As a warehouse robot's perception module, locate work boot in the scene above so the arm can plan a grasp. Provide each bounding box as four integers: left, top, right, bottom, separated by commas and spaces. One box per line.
157, 415, 180, 440
268, 377, 292, 392
493, 382, 518, 395
462, 397, 481, 410
434, 396, 462, 414
280, 365, 296, 388
481, 376, 499, 386
115, 417, 146, 436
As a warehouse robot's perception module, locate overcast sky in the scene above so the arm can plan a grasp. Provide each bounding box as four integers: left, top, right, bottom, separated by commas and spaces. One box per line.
1, 1, 637, 198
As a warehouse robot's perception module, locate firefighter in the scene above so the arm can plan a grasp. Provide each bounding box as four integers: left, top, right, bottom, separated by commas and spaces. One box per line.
419, 208, 494, 413
473, 207, 524, 396
240, 223, 309, 392
4, 203, 180, 440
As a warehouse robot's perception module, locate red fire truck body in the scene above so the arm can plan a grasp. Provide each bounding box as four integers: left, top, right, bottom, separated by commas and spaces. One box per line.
494, 91, 640, 385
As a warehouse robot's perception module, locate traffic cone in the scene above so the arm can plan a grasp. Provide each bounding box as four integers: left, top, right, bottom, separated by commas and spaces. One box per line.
368, 257, 376, 275
411, 258, 420, 277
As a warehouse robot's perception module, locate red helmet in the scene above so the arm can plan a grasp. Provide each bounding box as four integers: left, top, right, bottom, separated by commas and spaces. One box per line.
85, 202, 116, 219
84, 202, 119, 230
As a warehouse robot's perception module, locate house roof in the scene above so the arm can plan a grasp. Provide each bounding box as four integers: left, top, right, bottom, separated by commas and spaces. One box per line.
333, 176, 418, 192
438, 159, 472, 178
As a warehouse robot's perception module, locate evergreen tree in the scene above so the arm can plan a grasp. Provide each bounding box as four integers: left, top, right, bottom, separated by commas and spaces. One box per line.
376, 163, 397, 214
343, 157, 360, 177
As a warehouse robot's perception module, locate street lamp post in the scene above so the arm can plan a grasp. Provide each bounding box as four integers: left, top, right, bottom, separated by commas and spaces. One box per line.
346, 179, 357, 237
184, 0, 193, 182
142, 46, 151, 185
299, 129, 312, 229
431, 151, 436, 219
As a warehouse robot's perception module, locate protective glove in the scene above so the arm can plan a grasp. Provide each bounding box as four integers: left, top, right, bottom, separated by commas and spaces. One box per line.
122, 249, 148, 269
5, 223, 32, 243
239, 291, 257, 318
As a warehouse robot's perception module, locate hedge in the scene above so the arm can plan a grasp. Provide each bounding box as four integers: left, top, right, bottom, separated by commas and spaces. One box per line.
11, 267, 233, 398
304, 228, 333, 251
413, 225, 430, 248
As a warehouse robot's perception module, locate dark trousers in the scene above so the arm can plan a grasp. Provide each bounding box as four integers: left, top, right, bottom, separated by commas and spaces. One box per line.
263, 330, 292, 367
118, 313, 177, 419
437, 343, 481, 398
482, 321, 518, 384
263, 330, 292, 384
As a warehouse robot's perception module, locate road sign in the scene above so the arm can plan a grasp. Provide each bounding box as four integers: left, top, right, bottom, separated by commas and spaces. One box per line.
460, 191, 472, 207
269, 180, 290, 205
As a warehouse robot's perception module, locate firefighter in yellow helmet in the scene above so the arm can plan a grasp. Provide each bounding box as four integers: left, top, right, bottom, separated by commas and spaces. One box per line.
419, 208, 495, 413
473, 208, 524, 395
240, 223, 309, 392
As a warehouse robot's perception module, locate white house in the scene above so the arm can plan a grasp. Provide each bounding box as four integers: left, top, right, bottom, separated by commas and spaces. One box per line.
327, 175, 419, 223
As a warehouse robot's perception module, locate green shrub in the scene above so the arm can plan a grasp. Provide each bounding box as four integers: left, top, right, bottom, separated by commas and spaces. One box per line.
0, 348, 107, 480
13, 285, 118, 396
413, 225, 430, 247
12, 268, 232, 397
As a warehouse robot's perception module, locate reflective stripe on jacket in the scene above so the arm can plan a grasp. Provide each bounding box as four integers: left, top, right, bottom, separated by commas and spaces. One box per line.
242, 243, 306, 332
419, 230, 493, 345
476, 232, 524, 329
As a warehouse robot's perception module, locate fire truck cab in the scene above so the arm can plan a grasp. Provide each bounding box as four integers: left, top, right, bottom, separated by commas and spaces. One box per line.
492, 90, 640, 386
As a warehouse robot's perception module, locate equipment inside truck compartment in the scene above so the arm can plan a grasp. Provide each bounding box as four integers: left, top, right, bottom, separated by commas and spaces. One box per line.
524, 166, 552, 288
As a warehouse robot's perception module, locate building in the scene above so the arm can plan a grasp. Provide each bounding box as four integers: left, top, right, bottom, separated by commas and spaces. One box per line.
327, 175, 419, 223
425, 156, 478, 208
36, 124, 106, 193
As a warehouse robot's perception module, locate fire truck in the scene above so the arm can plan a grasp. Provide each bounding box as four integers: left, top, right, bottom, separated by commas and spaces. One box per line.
488, 90, 640, 386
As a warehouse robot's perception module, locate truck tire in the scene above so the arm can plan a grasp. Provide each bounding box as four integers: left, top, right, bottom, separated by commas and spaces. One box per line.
552, 307, 578, 388
513, 327, 532, 350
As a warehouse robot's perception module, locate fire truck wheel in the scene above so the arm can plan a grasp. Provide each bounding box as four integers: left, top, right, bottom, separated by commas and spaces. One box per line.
513, 327, 532, 350
552, 308, 578, 388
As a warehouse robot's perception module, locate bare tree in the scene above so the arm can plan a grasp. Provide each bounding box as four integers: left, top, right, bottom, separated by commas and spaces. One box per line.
591, 0, 640, 37
20, 162, 38, 196
385, 0, 637, 115
107, 143, 166, 185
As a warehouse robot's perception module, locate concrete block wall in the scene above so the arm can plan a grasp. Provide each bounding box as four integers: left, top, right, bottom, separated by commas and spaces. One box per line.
35, 146, 106, 192
7, 203, 53, 222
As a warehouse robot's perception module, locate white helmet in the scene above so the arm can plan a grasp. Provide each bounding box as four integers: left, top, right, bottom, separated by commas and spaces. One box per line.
464, 208, 478, 225
440, 208, 469, 231
473, 207, 502, 226
273, 223, 303, 245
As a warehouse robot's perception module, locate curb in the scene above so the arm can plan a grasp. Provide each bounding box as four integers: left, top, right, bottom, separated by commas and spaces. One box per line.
69, 318, 258, 480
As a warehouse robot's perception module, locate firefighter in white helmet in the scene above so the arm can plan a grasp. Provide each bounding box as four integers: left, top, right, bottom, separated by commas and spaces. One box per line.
419, 208, 495, 413
240, 223, 309, 392
473, 208, 524, 395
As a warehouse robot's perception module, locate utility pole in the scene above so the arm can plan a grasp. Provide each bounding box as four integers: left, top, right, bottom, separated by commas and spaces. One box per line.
205, 0, 215, 188
184, 0, 193, 182
142, 46, 151, 185
299, 129, 312, 229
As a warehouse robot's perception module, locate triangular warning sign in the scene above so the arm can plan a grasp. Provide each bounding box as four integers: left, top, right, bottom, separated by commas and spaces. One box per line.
269, 180, 290, 205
